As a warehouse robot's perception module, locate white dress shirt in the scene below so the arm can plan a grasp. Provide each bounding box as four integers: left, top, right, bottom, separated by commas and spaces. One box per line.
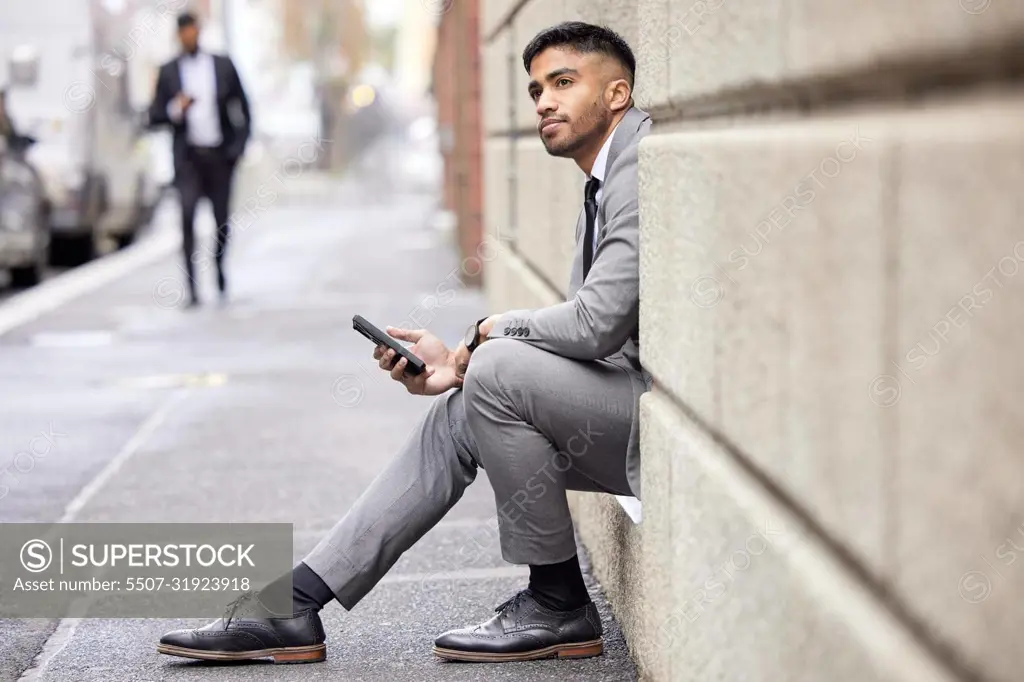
587, 121, 620, 252
169, 51, 222, 147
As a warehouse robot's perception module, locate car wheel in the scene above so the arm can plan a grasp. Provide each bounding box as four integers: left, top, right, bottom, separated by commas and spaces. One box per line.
49, 232, 97, 267
116, 230, 136, 249
9, 259, 43, 287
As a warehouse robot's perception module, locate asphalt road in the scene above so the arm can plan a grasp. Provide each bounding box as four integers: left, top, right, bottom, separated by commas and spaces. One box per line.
0, 169, 637, 681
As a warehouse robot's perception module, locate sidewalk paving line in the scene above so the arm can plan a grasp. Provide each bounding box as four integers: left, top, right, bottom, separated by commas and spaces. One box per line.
18, 388, 190, 682
17, 619, 79, 682
60, 388, 189, 523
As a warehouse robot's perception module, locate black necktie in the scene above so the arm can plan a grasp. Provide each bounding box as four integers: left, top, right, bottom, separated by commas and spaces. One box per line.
583, 177, 601, 280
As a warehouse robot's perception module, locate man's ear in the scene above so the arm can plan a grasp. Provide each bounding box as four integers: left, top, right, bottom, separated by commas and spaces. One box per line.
607, 79, 632, 113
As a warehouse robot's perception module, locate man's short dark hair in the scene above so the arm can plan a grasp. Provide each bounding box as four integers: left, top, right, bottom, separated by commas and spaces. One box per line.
177, 12, 197, 30
522, 22, 636, 87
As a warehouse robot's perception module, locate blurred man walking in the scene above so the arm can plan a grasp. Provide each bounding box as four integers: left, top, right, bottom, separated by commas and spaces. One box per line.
148, 12, 251, 307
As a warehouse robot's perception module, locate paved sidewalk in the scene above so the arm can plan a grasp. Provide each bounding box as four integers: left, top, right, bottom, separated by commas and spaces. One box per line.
0, 172, 637, 681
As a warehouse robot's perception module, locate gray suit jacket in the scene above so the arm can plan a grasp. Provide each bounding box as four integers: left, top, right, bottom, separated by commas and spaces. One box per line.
485, 106, 652, 499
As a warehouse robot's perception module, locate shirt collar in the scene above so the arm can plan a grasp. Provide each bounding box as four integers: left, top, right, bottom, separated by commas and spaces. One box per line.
589, 120, 621, 184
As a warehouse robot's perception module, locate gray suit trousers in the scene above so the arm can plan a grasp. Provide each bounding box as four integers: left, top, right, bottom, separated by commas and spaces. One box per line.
303, 338, 636, 609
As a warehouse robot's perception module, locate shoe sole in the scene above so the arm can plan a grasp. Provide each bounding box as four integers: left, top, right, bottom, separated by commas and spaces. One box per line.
156, 643, 326, 664
432, 639, 603, 662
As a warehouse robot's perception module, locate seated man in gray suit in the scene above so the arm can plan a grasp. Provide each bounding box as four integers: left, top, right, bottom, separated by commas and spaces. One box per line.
158, 22, 651, 665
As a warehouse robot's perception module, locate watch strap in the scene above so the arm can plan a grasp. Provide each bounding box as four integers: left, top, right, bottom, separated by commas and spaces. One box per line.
468, 316, 488, 352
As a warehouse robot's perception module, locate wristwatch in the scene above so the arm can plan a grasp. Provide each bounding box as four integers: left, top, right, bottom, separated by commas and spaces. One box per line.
464, 317, 489, 353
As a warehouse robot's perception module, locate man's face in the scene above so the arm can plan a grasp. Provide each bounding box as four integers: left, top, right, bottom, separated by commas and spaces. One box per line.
528, 47, 619, 159
178, 24, 199, 53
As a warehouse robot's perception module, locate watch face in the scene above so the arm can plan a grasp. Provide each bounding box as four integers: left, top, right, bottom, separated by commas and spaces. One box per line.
465, 323, 478, 348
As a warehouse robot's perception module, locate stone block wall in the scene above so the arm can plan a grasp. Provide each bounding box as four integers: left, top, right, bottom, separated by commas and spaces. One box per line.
481, 1, 1024, 679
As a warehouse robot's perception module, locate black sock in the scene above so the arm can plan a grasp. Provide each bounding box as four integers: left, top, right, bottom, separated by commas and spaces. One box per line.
292, 562, 335, 613
528, 554, 590, 612
264, 562, 335, 614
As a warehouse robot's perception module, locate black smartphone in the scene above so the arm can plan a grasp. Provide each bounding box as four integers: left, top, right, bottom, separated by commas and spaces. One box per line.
352, 315, 426, 376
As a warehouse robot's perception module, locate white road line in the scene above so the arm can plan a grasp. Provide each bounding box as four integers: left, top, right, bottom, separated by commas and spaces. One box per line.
18, 387, 189, 682
60, 388, 188, 523
17, 620, 81, 682
0, 216, 179, 339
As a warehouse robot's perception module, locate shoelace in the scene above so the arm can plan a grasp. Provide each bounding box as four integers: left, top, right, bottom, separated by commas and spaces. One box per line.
221, 590, 258, 629
494, 590, 529, 614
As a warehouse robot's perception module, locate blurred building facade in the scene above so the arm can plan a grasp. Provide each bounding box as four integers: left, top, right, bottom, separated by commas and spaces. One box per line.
393, 0, 439, 97
474, 1, 1024, 681
433, 0, 483, 286
186, 0, 371, 171
277, 0, 367, 170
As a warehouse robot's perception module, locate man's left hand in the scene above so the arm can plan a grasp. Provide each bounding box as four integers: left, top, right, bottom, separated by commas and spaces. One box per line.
453, 314, 502, 381
454, 342, 471, 382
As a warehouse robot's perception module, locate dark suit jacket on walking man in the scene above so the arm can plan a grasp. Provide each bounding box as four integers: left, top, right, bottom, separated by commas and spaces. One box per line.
157, 21, 651, 666
148, 12, 251, 307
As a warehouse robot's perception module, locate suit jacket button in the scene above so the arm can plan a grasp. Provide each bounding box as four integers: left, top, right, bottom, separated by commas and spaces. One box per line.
524, 328, 530, 337
503, 327, 510, 336
517, 327, 524, 336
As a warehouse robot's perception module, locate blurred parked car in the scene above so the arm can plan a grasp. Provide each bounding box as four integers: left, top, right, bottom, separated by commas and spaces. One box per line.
0, 133, 49, 286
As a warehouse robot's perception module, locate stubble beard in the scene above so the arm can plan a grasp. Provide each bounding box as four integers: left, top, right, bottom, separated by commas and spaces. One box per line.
540, 98, 612, 158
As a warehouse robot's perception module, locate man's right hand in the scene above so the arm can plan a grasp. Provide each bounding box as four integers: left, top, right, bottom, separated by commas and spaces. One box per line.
167, 92, 195, 124
175, 92, 195, 111
372, 328, 461, 396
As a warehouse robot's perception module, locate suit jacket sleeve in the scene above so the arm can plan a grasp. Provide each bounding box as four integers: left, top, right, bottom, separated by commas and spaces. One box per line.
229, 58, 252, 139
148, 64, 175, 127
484, 143, 640, 360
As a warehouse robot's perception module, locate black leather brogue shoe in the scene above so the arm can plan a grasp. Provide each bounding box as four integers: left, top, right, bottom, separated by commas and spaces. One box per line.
157, 592, 327, 664
433, 589, 603, 662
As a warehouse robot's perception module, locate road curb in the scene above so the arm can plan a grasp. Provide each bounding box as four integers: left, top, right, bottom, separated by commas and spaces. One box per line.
0, 209, 180, 339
